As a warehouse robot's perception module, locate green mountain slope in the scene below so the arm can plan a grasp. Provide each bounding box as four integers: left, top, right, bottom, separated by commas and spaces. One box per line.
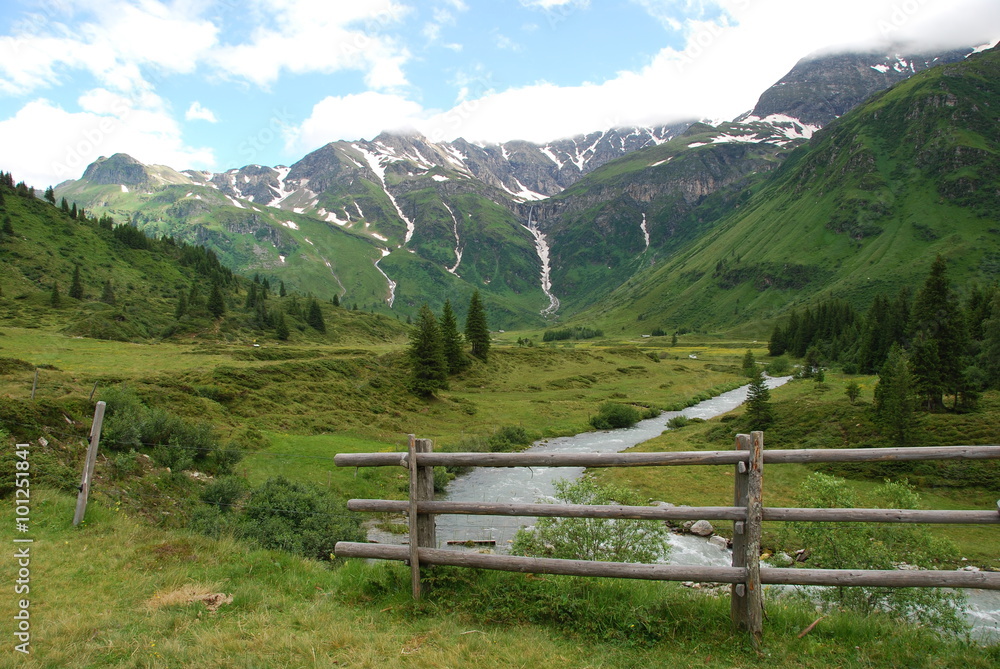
580, 46, 1000, 332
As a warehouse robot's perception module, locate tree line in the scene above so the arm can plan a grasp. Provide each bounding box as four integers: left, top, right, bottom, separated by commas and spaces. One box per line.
408, 290, 491, 397
769, 256, 1000, 412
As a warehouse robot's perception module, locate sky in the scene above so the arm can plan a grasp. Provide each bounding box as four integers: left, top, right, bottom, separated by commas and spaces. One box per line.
0, 0, 997, 189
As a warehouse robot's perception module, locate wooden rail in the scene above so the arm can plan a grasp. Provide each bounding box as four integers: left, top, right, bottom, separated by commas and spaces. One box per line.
335, 432, 1000, 644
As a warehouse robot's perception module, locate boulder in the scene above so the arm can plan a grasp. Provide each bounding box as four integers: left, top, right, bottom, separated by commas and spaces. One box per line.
689, 520, 714, 537
709, 535, 728, 549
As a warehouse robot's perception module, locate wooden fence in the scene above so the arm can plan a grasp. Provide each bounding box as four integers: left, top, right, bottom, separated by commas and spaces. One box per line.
334, 432, 1000, 643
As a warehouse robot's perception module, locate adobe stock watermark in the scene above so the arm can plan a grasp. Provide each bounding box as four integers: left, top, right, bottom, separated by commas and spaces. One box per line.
876, 0, 933, 38
674, 1, 752, 73
12, 441, 32, 655
238, 109, 297, 164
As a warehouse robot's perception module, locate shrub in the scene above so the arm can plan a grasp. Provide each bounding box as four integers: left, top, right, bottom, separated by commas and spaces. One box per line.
511, 478, 670, 563
766, 355, 790, 376
589, 402, 642, 430
200, 476, 247, 510
788, 473, 967, 635
237, 476, 365, 561
667, 415, 690, 429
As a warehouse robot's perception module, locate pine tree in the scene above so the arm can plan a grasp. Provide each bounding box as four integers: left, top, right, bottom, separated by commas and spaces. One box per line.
274, 310, 290, 341
874, 344, 917, 444
100, 280, 116, 306
50, 281, 61, 308
306, 299, 326, 333
279, 280, 286, 298
465, 290, 490, 361
43, 186, 55, 204
60, 198, 69, 215
981, 290, 1000, 388
439, 299, 468, 374
2, 215, 12, 236
174, 292, 188, 319
70, 203, 77, 219
408, 304, 448, 397
332, 293, 340, 307
207, 282, 225, 319
69, 265, 84, 300
910, 257, 966, 410
741, 349, 756, 377
744, 367, 773, 429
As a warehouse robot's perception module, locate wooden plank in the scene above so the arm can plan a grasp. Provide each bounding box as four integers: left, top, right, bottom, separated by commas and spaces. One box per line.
731, 434, 750, 631
347, 499, 747, 521
762, 508, 1000, 524
334, 542, 747, 583
73, 401, 106, 526
745, 430, 764, 644
760, 567, 1000, 590
407, 434, 421, 600
414, 438, 436, 551
334, 445, 1000, 469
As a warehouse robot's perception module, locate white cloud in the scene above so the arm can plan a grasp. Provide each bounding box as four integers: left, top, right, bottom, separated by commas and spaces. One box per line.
0, 98, 214, 188
520, 0, 588, 9
209, 0, 412, 90
288, 91, 430, 153
185, 101, 218, 123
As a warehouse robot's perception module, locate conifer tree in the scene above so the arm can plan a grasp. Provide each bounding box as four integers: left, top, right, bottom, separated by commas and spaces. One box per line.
874, 344, 917, 444
465, 290, 490, 361
2, 215, 12, 236
43, 186, 55, 204
744, 367, 773, 429
60, 197, 69, 214
440, 299, 468, 374
174, 292, 188, 319
70, 203, 77, 219
50, 281, 61, 308
100, 280, 116, 305
69, 265, 84, 300
408, 304, 448, 397
279, 280, 286, 297
274, 310, 290, 340
207, 282, 225, 319
910, 257, 966, 410
741, 349, 756, 377
306, 299, 326, 333
332, 293, 340, 307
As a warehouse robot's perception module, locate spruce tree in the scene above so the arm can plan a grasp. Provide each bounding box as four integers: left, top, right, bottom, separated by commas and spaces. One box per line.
274, 310, 290, 340
306, 299, 326, 333
60, 197, 69, 214
332, 293, 340, 307
43, 186, 55, 204
100, 280, 116, 306
440, 299, 468, 374
279, 280, 286, 298
50, 281, 61, 308
874, 344, 917, 444
70, 203, 77, 219
910, 257, 966, 410
744, 367, 773, 429
69, 265, 84, 300
741, 349, 756, 377
207, 282, 226, 319
464, 290, 490, 361
408, 304, 448, 397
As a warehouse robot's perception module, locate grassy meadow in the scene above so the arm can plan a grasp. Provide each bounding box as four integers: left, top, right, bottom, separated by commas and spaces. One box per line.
2, 328, 999, 667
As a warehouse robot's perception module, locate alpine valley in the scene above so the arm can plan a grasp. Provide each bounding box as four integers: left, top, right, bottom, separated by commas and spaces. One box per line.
51, 43, 998, 332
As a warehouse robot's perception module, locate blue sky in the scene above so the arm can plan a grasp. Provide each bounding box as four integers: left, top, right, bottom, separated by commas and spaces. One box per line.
0, 0, 997, 188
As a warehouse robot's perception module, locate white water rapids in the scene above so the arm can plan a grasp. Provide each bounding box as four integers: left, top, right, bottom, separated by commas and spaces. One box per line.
522, 207, 559, 317
366, 377, 999, 640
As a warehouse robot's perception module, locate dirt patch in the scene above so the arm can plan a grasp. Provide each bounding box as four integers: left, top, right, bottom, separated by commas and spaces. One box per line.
148, 585, 233, 612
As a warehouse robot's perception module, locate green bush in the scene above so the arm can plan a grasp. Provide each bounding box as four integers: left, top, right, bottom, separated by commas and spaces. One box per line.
200, 476, 248, 510
236, 476, 365, 561
667, 415, 690, 429
766, 355, 791, 376
788, 474, 967, 635
511, 478, 670, 563
589, 402, 642, 430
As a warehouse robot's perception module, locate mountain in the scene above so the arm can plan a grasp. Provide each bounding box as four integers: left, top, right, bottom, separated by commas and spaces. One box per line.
53, 42, 988, 331
737, 46, 974, 128
579, 44, 1000, 332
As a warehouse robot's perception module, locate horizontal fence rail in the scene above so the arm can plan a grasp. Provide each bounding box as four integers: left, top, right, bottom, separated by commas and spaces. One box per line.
335, 433, 1000, 645
347, 499, 1000, 524
333, 543, 1000, 591
334, 444, 1000, 468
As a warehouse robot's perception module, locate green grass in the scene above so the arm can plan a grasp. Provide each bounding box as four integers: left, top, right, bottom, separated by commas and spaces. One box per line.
9, 488, 998, 668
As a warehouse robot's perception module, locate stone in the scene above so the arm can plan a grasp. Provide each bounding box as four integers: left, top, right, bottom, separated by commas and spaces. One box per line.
689, 520, 714, 537
709, 535, 728, 549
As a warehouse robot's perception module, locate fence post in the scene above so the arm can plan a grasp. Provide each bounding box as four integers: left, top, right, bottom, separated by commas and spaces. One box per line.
731, 433, 750, 629
746, 430, 765, 645
73, 401, 106, 526
31, 369, 38, 400
407, 435, 437, 599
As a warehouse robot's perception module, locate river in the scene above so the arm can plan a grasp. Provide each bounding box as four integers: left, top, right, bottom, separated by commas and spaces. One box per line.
370, 376, 999, 641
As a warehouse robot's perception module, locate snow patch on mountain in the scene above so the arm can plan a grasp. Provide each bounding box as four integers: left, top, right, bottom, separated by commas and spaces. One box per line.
524, 207, 559, 317
355, 144, 416, 245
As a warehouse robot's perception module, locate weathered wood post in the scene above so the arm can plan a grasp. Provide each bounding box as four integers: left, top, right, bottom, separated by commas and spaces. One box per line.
731, 431, 764, 644
31, 369, 39, 400
407, 435, 436, 599
73, 401, 106, 526
746, 430, 765, 644
731, 433, 750, 627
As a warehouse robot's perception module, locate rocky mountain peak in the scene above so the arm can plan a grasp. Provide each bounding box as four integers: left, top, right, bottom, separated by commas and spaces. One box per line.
82, 153, 151, 186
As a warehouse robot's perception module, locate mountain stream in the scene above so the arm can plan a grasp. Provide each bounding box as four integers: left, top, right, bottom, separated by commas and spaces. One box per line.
367, 376, 999, 640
